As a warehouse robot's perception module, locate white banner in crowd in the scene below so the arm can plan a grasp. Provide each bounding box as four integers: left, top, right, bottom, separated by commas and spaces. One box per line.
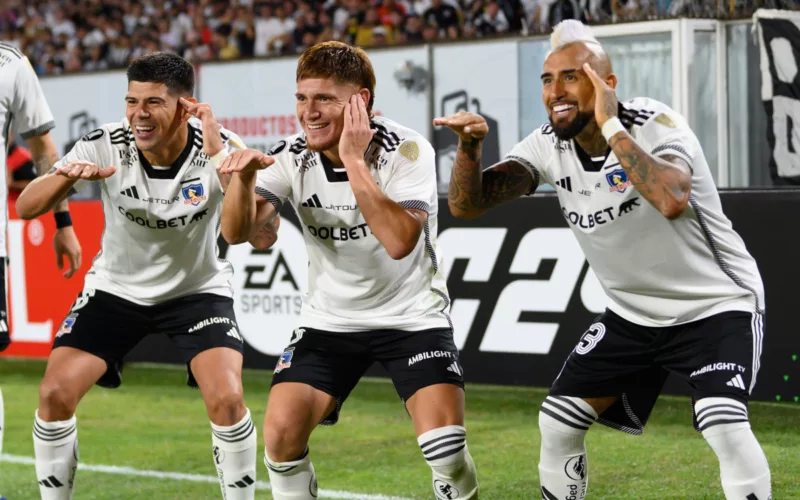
201, 46, 431, 154
432, 41, 519, 193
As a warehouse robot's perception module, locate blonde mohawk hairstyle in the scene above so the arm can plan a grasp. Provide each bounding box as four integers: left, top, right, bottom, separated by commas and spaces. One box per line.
549, 20, 606, 57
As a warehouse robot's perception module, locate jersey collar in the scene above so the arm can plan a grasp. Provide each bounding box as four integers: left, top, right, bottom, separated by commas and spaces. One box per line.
137, 125, 198, 179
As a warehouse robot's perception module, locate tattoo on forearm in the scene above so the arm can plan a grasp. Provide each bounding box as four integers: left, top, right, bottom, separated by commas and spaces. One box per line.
608, 134, 691, 213
448, 139, 533, 213
33, 152, 61, 176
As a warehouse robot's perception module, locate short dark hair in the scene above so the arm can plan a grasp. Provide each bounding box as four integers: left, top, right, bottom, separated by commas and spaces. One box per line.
127, 52, 194, 96
297, 41, 376, 114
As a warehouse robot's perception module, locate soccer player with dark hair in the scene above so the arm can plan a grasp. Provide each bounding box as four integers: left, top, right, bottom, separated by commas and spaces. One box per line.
17, 52, 258, 500
437, 20, 771, 500
219, 41, 479, 500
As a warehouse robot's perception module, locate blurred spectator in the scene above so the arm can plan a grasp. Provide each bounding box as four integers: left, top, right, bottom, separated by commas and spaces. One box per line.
474, 1, 511, 35
404, 13, 425, 43
255, 4, 295, 56
423, 0, 462, 34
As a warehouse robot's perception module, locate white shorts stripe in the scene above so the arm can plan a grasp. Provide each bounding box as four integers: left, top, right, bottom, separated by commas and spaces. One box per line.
749, 312, 764, 394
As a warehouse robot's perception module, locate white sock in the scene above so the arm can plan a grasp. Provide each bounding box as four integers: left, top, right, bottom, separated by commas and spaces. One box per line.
33, 410, 79, 500
538, 396, 596, 500
417, 425, 478, 500
210, 408, 257, 500
1, 387, 5, 456
264, 448, 318, 499
696, 397, 772, 500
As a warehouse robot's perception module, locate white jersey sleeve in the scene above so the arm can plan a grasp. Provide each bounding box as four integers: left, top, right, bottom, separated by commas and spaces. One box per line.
11, 57, 55, 140
503, 124, 555, 190
52, 127, 115, 193
384, 139, 437, 213
254, 138, 295, 210
635, 108, 697, 169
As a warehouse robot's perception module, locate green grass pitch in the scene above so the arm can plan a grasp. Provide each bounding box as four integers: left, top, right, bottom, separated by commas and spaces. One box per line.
1, 358, 798, 499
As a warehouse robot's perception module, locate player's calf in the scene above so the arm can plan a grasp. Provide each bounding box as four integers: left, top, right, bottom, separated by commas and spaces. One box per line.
264, 448, 318, 500
695, 397, 771, 500
538, 396, 598, 500
33, 410, 78, 500
418, 425, 478, 500
210, 408, 258, 500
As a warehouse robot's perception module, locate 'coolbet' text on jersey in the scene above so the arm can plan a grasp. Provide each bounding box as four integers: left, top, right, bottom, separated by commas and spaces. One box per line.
506, 97, 764, 327
55, 116, 244, 304
0, 44, 56, 258
255, 116, 451, 332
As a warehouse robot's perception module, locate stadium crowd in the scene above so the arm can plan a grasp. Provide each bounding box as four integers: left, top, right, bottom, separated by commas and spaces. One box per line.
1, 0, 781, 76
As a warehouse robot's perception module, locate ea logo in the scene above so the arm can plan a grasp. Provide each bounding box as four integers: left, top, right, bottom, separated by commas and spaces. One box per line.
227, 218, 308, 355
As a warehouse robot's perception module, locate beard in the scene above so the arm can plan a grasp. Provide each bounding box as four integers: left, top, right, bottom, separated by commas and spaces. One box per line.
549, 110, 594, 140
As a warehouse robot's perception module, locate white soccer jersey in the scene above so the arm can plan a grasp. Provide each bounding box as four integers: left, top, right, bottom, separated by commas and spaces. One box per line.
0, 44, 55, 257
255, 116, 451, 332
55, 116, 244, 305
507, 97, 764, 327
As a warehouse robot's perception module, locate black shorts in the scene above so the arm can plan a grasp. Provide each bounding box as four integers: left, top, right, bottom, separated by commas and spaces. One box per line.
550, 309, 764, 434
52, 289, 244, 389
271, 327, 465, 425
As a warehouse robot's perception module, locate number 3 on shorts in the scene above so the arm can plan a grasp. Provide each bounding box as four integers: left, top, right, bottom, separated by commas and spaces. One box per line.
575, 323, 606, 355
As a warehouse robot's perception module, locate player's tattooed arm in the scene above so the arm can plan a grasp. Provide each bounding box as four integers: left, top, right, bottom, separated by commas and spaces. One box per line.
608, 134, 691, 219
448, 138, 534, 219
27, 132, 72, 212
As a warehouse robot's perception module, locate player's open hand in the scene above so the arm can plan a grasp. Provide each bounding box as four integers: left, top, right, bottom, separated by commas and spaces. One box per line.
179, 97, 225, 157
339, 94, 375, 166
53, 225, 82, 279
218, 149, 274, 175
433, 112, 489, 142
582, 63, 618, 128
56, 161, 116, 181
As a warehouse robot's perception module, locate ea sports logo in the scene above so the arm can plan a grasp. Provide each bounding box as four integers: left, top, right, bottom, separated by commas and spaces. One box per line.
227, 218, 308, 355
434, 479, 459, 499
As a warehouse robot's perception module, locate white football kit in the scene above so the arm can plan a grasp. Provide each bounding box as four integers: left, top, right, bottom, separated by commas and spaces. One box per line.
0, 44, 56, 258
506, 97, 764, 327
255, 116, 451, 332
55, 117, 244, 304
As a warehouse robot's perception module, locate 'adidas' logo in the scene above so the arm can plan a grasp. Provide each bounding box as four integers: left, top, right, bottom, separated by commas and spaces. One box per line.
227, 475, 255, 488
38, 476, 64, 488
555, 176, 572, 192
446, 362, 462, 377
726, 374, 746, 390
120, 186, 140, 199
301, 194, 322, 208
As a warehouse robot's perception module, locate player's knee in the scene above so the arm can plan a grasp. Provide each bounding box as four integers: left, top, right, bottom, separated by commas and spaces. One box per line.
204, 387, 245, 426
264, 416, 308, 462
418, 425, 478, 499
38, 378, 79, 420
538, 396, 597, 454
695, 397, 752, 451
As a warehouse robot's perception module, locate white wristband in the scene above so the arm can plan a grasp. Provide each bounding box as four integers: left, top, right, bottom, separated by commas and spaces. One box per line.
209, 149, 230, 169
601, 117, 626, 142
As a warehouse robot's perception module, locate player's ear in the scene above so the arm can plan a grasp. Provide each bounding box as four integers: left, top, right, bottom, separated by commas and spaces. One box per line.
606, 73, 618, 90
358, 89, 370, 108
